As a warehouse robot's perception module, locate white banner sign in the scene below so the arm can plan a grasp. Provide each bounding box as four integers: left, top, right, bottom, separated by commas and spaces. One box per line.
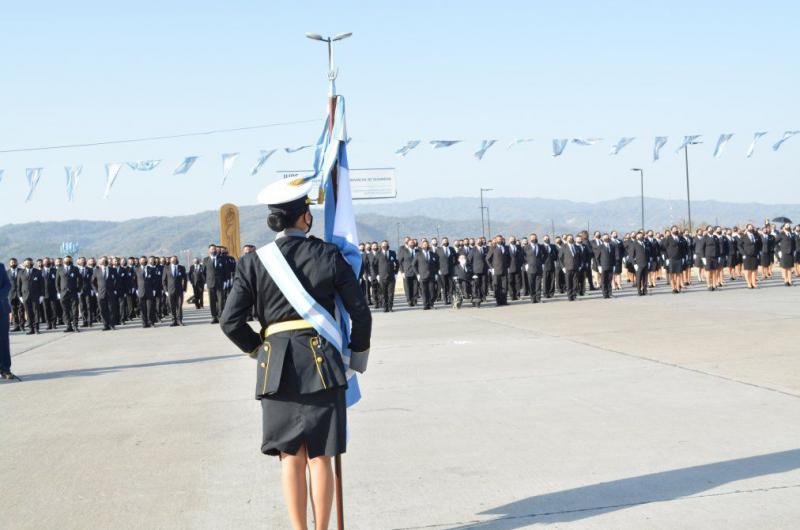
276, 167, 397, 200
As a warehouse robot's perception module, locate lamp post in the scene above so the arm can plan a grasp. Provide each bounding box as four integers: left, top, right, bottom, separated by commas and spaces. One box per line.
306, 31, 352, 530
486, 206, 492, 237
683, 140, 702, 233
480, 188, 493, 238
631, 168, 644, 231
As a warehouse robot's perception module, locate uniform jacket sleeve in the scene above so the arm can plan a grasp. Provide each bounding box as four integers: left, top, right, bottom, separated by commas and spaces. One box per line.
220, 259, 261, 356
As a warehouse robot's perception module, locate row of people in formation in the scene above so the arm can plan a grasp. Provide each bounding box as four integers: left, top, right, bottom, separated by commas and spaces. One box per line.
357, 223, 800, 310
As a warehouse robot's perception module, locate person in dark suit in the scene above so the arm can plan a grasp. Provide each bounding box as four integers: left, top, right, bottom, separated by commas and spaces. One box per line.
699, 227, 721, 291
487, 236, 510, 305
630, 232, 651, 296
523, 233, 545, 303
794, 225, 800, 278
376, 240, 399, 312
559, 235, 582, 301
163, 256, 188, 325
0, 261, 18, 380
41, 258, 59, 330
203, 244, 227, 323
398, 239, 418, 307
541, 235, 558, 299
436, 237, 457, 305
739, 224, 761, 289
367, 242, 382, 309
468, 238, 489, 302
6, 258, 24, 332
17, 258, 44, 335
506, 236, 524, 301
56, 255, 82, 332
577, 235, 592, 296
134, 256, 157, 327
775, 222, 796, 286
611, 231, 625, 291
188, 258, 206, 309
92, 257, 119, 331
662, 226, 686, 294
759, 226, 775, 280
76, 257, 95, 327
596, 234, 616, 299
413, 239, 438, 310
453, 253, 474, 306
358, 243, 371, 306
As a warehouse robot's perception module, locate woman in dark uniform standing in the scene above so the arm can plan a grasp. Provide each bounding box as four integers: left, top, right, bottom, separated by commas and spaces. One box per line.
221, 178, 371, 530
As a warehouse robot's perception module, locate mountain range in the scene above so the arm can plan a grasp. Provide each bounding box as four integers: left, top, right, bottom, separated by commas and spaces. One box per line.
1, 196, 797, 260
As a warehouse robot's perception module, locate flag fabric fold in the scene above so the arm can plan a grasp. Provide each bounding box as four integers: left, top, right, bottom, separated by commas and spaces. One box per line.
173, 156, 199, 175
675, 135, 702, 153
653, 136, 668, 161
395, 140, 421, 157
746, 131, 768, 158
772, 130, 800, 151
25, 168, 43, 202
64, 165, 82, 202
610, 137, 635, 155
713, 134, 734, 158
104, 163, 123, 199
474, 140, 497, 160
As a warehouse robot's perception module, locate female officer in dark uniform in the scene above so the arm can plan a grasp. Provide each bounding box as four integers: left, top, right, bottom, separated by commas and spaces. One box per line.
221, 178, 371, 530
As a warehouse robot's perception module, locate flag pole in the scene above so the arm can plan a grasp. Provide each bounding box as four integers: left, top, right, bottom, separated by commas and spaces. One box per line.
307, 30, 352, 530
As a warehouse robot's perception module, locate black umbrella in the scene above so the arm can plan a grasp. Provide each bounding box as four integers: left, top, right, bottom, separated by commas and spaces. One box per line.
772, 216, 793, 224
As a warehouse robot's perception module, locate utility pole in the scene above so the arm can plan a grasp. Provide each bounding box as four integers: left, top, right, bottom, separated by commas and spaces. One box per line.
480, 188, 493, 238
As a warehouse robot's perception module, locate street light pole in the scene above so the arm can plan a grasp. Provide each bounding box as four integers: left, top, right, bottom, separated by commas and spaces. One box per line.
684, 145, 693, 233
487, 206, 492, 237
631, 168, 644, 231
480, 188, 493, 238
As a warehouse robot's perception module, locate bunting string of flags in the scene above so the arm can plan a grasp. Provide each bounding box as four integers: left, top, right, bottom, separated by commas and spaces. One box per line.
1, 129, 798, 202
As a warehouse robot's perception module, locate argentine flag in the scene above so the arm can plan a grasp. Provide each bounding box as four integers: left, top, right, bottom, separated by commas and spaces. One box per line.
310, 95, 363, 408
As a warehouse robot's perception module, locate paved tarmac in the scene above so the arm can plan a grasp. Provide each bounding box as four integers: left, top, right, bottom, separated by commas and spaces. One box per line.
2, 276, 799, 529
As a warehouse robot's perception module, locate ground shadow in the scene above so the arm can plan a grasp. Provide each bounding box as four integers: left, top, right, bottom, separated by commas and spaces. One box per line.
9, 353, 241, 382
448, 449, 800, 529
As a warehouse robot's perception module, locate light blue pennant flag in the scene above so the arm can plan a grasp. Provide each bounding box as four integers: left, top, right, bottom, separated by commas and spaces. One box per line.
250, 149, 278, 176
285, 145, 312, 153
552, 139, 568, 157
220, 153, 239, 186
430, 140, 461, 149
713, 134, 734, 158
0, 169, 4, 184
610, 137, 635, 155
653, 136, 668, 161
127, 160, 161, 171
746, 131, 767, 158
675, 135, 702, 153
64, 165, 82, 202
772, 130, 800, 151
507, 138, 533, 150
25, 168, 43, 202
571, 137, 602, 147
474, 140, 497, 160
395, 140, 421, 157
173, 156, 199, 175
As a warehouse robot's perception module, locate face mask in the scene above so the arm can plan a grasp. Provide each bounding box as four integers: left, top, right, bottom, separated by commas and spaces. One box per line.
305, 212, 314, 233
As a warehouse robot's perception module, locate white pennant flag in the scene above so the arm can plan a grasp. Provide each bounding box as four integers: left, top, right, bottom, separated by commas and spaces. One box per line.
507, 138, 534, 150
610, 137, 635, 155
251, 149, 277, 176
745, 131, 767, 158
25, 168, 43, 202
395, 140, 421, 157
173, 156, 199, 175
772, 130, 800, 151
221, 152, 239, 186
430, 140, 461, 149
285, 145, 312, 153
571, 137, 602, 147
552, 139, 568, 157
713, 134, 734, 158
474, 140, 497, 160
104, 163, 123, 199
675, 135, 702, 153
653, 136, 668, 161
64, 165, 82, 202
0, 169, 4, 184
127, 160, 161, 171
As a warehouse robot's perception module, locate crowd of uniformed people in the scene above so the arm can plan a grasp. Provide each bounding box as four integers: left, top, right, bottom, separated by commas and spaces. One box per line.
358, 222, 800, 311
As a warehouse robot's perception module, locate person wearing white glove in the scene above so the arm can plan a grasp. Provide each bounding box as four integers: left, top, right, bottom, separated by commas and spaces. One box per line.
18, 258, 44, 335
630, 231, 650, 296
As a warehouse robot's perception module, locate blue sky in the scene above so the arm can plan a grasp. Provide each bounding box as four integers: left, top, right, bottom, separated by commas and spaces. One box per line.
1, 1, 798, 224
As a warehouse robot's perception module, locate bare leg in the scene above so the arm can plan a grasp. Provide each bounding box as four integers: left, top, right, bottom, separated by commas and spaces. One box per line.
307, 455, 334, 530
281, 446, 309, 530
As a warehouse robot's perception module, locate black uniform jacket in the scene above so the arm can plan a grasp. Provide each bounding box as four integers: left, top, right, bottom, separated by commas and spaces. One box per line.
221, 233, 372, 398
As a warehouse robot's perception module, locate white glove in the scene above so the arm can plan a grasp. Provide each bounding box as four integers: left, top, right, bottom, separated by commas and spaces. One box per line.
778, 251, 783, 258
472, 275, 478, 279
598, 266, 602, 273
525, 264, 529, 271
39, 296, 44, 304
634, 264, 639, 271
702, 258, 707, 266
57, 293, 61, 300
562, 267, 566, 273
153, 290, 156, 296
665, 259, 669, 266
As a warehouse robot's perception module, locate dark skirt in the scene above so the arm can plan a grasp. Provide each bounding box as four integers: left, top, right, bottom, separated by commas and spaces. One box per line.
743, 256, 759, 271
260, 352, 346, 459
694, 255, 704, 268
705, 257, 717, 271
780, 254, 795, 269
668, 259, 683, 274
